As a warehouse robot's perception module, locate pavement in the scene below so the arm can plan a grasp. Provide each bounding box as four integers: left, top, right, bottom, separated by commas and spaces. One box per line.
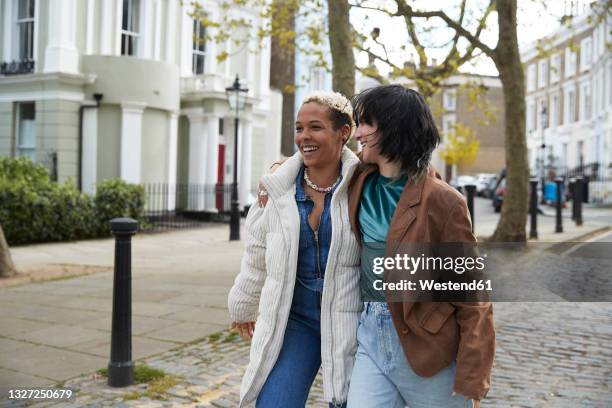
0, 204, 611, 407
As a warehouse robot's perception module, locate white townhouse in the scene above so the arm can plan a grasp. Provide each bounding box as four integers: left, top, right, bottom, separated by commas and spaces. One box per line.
522, 3, 612, 186
0, 0, 282, 212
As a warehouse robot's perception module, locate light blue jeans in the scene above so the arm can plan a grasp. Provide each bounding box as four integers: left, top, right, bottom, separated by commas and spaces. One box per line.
347, 302, 473, 408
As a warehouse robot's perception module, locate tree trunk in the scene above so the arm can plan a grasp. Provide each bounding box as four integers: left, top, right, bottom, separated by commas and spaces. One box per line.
0, 225, 17, 278
270, 0, 297, 157
490, 0, 528, 242
327, 0, 355, 97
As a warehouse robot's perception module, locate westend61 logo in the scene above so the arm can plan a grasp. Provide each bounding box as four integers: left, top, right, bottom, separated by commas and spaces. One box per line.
372, 253, 487, 275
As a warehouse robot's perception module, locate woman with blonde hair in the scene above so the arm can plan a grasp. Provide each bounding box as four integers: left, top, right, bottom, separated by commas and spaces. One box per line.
228, 91, 361, 407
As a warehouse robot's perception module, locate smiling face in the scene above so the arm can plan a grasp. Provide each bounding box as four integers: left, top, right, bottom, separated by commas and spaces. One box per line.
295, 102, 346, 168
354, 119, 385, 166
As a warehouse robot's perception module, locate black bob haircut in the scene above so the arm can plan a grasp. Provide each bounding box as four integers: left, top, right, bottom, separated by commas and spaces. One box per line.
352, 85, 440, 178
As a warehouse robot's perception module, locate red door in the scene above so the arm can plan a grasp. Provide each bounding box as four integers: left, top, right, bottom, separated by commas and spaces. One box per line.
216, 145, 225, 211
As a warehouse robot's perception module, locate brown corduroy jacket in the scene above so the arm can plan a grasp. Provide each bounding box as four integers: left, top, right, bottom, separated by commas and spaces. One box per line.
347, 163, 495, 403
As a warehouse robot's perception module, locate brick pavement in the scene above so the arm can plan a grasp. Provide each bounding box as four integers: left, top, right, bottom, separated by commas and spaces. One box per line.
3, 302, 610, 408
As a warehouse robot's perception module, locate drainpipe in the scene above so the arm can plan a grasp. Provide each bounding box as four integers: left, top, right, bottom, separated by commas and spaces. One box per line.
78, 93, 103, 191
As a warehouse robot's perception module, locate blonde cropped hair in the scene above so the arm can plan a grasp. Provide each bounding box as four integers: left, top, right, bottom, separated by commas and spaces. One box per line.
302, 91, 355, 138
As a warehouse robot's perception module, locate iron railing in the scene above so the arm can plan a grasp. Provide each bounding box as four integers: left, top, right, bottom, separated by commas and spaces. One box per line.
142, 183, 234, 232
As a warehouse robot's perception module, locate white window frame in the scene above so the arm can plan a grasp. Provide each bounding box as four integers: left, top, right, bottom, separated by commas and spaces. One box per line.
565, 47, 577, 78
443, 89, 456, 111
15, 101, 36, 160
579, 80, 591, 121
121, 0, 141, 56
527, 63, 536, 92
16, 0, 35, 61
441, 114, 456, 142
564, 85, 576, 124
580, 37, 592, 72
527, 99, 536, 132
550, 54, 561, 83
550, 92, 560, 128
538, 59, 548, 88
192, 10, 207, 75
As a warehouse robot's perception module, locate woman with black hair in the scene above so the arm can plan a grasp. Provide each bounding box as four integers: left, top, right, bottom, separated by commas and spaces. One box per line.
346, 85, 495, 408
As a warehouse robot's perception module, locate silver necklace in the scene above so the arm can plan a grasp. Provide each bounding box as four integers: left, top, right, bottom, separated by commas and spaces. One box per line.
304, 168, 341, 193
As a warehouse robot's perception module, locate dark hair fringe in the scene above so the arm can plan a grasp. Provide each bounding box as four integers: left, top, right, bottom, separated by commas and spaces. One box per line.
352, 85, 440, 179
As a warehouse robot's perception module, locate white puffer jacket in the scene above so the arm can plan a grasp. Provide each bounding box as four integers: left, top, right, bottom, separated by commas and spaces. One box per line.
228, 147, 362, 407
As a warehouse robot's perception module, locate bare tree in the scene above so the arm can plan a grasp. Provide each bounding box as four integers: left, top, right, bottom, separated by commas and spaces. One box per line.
0, 225, 17, 278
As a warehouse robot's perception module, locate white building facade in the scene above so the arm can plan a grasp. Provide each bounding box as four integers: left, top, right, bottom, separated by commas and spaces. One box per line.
522, 7, 612, 194
0, 0, 282, 212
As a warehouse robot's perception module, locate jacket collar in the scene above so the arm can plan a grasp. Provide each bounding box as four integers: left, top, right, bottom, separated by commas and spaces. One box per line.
261, 146, 359, 199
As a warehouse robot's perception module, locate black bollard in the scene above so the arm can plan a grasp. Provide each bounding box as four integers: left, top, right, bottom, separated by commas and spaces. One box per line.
529, 178, 538, 239
569, 178, 576, 221
575, 176, 583, 226
108, 217, 138, 387
465, 184, 476, 233
554, 178, 563, 233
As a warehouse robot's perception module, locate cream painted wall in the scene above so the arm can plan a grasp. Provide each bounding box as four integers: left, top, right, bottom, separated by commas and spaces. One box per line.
140, 107, 169, 183
96, 103, 121, 182
82, 55, 180, 112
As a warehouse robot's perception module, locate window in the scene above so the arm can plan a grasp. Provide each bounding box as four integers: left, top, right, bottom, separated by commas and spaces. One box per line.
309, 66, 326, 91
442, 115, 455, 142
219, 118, 224, 135
443, 90, 456, 110
16, 102, 36, 160
579, 81, 591, 121
550, 54, 561, 83
192, 12, 206, 75
121, 0, 140, 56
564, 86, 576, 124
17, 0, 35, 60
580, 37, 592, 72
527, 63, 536, 92
562, 143, 568, 169
577, 140, 584, 168
551, 94, 560, 127
527, 100, 536, 132
565, 47, 577, 77
538, 59, 548, 88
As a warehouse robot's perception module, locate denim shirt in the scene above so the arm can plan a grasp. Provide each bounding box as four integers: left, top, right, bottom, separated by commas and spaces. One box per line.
295, 165, 342, 293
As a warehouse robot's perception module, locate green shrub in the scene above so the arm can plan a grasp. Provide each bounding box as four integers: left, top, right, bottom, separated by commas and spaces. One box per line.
94, 179, 147, 236
0, 157, 147, 245
0, 156, 48, 186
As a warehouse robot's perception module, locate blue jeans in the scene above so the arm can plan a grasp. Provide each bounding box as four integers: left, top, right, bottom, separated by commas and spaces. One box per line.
347, 302, 473, 408
256, 281, 346, 408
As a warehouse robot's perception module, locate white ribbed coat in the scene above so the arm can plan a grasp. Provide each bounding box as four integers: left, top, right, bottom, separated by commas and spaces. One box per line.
227, 147, 362, 407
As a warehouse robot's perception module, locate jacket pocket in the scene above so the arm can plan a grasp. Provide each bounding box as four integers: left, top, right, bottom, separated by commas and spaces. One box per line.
419, 303, 455, 334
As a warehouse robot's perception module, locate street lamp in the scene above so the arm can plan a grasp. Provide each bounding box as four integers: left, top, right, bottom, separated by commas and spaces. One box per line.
539, 105, 548, 204
225, 75, 248, 241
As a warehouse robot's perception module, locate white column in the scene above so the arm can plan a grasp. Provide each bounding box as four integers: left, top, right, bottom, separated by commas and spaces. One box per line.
153, 0, 162, 60
44, 0, 79, 73
164, 0, 177, 64
140, 0, 153, 59
187, 113, 207, 210
205, 116, 220, 212
82, 106, 98, 194
3, 0, 14, 61
180, 5, 193, 77
239, 119, 253, 209
120, 102, 145, 184
85, 0, 95, 54
100, 0, 115, 55
166, 111, 179, 210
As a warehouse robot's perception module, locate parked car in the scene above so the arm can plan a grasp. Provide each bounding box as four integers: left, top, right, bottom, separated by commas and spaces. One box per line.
483, 176, 500, 199
475, 173, 497, 196
449, 175, 477, 192
492, 178, 506, 213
